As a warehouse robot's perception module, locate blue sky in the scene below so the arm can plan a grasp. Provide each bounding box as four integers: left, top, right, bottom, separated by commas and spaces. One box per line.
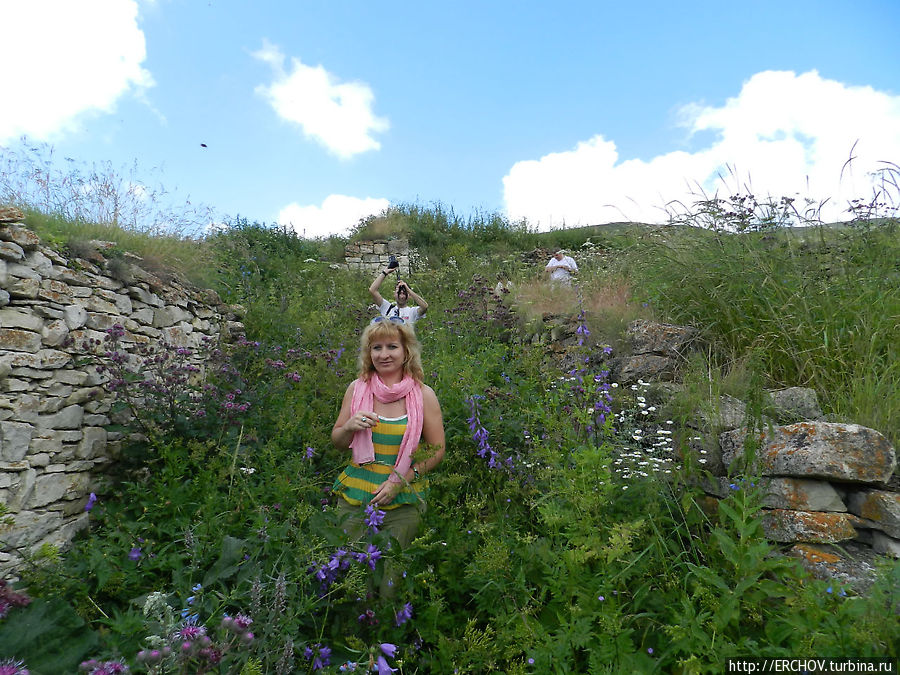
2, 0, 899, 236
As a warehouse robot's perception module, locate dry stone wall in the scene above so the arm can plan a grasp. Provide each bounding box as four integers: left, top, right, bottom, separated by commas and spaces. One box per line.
342, 239, 412, 276
0, 208, 243, 577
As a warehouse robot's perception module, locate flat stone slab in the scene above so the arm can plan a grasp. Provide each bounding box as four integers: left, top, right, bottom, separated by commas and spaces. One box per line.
846, 489, 900, 538
761, 509, 858, 543
761, 477, 847, 512
720, 422, 896, 483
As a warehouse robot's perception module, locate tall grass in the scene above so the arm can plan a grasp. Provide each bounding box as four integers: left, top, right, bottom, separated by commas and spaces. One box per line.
626, 192, 900, 445
1, 142, 219, 287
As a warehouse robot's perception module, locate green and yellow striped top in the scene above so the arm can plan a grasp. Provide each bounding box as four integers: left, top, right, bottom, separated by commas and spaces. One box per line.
333, 415, 428, 509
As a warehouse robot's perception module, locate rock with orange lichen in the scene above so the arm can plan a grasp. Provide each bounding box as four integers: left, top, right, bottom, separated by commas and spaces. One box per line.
846, 489, 900, 538
720, 422, 896, 483
785, 542, 881, 592
761, 509, 857, 543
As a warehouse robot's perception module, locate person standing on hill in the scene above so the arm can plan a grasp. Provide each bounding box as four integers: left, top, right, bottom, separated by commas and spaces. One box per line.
545, 249, 578, 286
369, 265, 428, 325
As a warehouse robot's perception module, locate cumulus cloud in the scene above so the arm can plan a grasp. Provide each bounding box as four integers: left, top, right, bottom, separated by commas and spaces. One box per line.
503, 70, 900, 228
277, 194, 390, 238
253, 41, 389, 159
0, 0, 153, 144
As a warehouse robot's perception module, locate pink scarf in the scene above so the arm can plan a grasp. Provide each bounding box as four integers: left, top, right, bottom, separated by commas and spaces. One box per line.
349, 373, 424, 484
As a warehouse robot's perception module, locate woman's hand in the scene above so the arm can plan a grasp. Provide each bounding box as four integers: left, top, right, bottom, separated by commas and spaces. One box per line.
370, 479, 400, 506
345, 411, 378, 432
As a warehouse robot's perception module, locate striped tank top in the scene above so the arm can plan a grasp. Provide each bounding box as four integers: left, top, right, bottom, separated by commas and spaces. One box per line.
333, 415, 428, 509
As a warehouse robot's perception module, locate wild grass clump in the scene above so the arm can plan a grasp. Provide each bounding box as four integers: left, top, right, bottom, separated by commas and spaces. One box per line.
626, 221, 900, 445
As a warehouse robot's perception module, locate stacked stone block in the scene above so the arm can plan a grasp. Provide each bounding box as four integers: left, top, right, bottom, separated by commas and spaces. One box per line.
0, 208, 243, 576
715, 422, 899, 558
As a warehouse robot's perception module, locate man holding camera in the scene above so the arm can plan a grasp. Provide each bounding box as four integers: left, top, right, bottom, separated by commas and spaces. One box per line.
368, 259, 428, 325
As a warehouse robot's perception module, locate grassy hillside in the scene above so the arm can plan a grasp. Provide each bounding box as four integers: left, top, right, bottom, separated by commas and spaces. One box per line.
2, 163, 899, 672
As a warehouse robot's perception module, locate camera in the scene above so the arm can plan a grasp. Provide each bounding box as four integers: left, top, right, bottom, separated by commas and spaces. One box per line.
387, 254, 399, 269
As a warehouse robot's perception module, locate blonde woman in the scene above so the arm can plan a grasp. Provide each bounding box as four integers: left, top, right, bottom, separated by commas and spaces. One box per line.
331, 317, 445, 551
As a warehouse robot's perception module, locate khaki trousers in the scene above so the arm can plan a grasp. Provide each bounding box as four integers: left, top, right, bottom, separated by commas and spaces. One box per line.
336, 499, 423, 598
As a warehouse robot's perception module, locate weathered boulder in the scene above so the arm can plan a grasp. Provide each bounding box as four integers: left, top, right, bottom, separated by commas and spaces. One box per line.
627, 320, 699, 357
761, 509, 857, 543
767, 387, 825, 421
785, 542, 881, 593
846, 490, 900, 538
613, 320, 700, 383
0, 327, 41, 352
76, 427, 108, 459
0, 421, 34, 462
618, 354, 677, 383
0, 224, 40, 250
35, 404, 84, 431
27, 471, 91, 508
870, 531, 900, 558
3, 510, 62, 548
0, 206, 25, 223
761, 477, 846, 512
7, 277, 40, 299
0, 241, 25, 262
720, 422, 896, 483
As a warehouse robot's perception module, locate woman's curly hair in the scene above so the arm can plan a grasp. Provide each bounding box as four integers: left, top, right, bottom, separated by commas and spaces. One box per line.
357, 321, 424, 383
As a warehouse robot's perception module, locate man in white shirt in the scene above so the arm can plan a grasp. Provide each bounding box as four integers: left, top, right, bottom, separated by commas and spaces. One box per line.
545, 250, 578, 286
368, 266, 428, 324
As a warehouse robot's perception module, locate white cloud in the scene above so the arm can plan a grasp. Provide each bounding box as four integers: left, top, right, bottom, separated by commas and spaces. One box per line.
503, 70, 900, 228
253, 41, 389, 159
277, 194, 390, 238
0, 0, 153, 144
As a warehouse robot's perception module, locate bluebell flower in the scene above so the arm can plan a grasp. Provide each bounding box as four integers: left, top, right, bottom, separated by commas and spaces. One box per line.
395, 602, 414, 626
364, 505, 386, 533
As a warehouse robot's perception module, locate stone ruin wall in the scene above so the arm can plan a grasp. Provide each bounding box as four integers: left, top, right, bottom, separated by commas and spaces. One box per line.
612, 319, 900, 571
342, 239, 413, 277
0, 208, 244, 577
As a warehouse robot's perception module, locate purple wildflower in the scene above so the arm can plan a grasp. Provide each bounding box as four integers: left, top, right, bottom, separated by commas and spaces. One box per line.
128, 547, 142, 561
395, 601, 414, 626
354, 543, 382, 570
305, 446, 315, 459
304, 644, 331, 671
364, 505, 385, 533
84, 492, 98, 512
375, 655, 398, 675
380, 643, 398, 658
0, 659, 29, 675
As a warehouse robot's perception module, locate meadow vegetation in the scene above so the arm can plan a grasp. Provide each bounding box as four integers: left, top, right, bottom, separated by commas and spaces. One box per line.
1, 150, 898, 673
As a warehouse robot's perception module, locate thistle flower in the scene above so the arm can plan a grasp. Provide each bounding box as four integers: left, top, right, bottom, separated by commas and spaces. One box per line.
0, 660, 29, 675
